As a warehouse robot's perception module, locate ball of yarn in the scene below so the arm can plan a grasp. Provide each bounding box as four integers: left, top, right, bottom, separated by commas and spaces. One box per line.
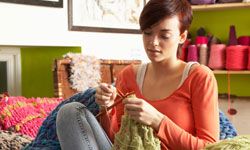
208, 44, 226, 70
187, 45, 198, 62
226, 45, 249, 70
195, 36, 208, 45
199, 44, 208, 65
238, 36, 250, 46
190, 0, 216, 5
248, 47, 250, 70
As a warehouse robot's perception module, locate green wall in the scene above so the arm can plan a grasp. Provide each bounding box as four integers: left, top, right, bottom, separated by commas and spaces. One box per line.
190, 8, 250, 97
21, 47, 81, 98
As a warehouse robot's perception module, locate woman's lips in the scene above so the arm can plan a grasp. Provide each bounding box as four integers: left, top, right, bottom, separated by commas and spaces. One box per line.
147, 49, 162, 54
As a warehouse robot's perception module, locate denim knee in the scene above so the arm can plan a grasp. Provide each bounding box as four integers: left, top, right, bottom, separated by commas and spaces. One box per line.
56, 102, 85, 128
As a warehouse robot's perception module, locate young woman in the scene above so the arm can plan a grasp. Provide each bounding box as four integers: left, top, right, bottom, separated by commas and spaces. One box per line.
56, 0, 219, 149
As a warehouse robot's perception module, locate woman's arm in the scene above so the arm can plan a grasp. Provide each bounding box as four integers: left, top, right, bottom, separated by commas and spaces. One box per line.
157, 66, 219, 150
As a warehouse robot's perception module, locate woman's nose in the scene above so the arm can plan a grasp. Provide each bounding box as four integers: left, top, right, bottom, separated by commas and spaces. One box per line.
150, 36, 159, 46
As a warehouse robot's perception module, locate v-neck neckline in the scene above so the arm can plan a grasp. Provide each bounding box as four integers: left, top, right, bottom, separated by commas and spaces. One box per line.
130, 63, 200, 102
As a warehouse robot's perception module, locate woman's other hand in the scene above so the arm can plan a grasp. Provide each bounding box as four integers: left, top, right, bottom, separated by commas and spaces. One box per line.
95, 83, 117, 108
123, 97, 165, 132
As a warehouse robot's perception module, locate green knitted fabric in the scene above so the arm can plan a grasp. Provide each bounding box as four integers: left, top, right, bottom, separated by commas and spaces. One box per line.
112, 95, 161, 150
204, 135, 250, 150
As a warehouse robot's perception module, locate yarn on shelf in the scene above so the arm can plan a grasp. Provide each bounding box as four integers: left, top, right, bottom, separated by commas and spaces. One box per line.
248, 47, 250, 70
226, 45, 249, 70
208, 44, 226, 70
199, 44, 208, 65
238, 36, 250, 46
187, 45, 198, 62
190, 0, 216, 4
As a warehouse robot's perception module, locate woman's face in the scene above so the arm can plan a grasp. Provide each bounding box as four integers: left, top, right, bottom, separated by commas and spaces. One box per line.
142, 15, 187, 63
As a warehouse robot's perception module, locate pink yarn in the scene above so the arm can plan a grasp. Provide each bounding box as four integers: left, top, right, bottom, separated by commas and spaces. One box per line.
226, 45, 249, 70
238, 36, 250, 46
248, 47, 250, 70
0, 96, 62, 138
187, 45, 198, 62
208, 44, 226, 70
195, 36, 208, 45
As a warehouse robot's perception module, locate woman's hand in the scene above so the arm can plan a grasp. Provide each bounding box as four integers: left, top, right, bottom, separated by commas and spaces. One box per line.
123, 97, 165, 132
95, 83, 117, 108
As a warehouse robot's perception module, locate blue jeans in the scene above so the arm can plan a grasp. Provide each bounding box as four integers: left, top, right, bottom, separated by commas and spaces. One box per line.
56, 102, 112, 150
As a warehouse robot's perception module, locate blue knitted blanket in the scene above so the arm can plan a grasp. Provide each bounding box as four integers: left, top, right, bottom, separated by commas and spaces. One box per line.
24, 88, 237, 150
24, 88, 99, 150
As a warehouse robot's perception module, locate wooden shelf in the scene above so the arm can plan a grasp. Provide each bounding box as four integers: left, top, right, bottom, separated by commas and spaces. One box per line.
213, 70, 250, 74
192, 2, 250, 11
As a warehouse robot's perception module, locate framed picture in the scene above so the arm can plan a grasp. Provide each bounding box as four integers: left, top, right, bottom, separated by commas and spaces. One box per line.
68, 0, 146, 34
0, 0, 63, 8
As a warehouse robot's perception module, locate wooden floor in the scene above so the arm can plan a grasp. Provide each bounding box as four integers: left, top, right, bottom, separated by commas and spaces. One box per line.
219, 98, 250, 135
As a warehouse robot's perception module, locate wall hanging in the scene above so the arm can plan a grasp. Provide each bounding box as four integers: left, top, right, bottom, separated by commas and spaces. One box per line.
68, 0, 146, 33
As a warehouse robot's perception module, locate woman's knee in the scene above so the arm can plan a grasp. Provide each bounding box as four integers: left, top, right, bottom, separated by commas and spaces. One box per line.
56, 102, 86, 128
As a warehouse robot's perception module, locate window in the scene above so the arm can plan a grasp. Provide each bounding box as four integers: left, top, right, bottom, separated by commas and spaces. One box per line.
0, 61, 7, 93
0, 47, 21, 96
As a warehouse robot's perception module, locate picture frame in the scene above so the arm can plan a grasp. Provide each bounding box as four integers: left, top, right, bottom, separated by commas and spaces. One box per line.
0, 0, 63, 8
68, 0, 147, 34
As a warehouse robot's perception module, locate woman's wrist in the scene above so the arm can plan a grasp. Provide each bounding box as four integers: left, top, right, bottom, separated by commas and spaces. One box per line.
152, 112, 165, 132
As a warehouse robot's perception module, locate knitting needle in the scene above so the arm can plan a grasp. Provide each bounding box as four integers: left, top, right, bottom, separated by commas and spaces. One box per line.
95, 88, 134, 118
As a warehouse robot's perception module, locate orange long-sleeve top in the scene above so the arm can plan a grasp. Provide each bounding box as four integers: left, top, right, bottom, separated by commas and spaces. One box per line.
100, 64, 219, 150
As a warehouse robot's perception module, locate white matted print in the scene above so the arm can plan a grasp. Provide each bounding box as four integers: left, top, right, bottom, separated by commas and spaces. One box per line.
69, 0, 146, 33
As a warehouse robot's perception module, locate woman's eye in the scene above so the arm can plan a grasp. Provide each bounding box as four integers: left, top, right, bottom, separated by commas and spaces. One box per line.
143, 31, 152, 35
161, 35, 170, 39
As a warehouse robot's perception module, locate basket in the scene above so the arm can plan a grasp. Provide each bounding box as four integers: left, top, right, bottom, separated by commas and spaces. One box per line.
52, 58, 141, 99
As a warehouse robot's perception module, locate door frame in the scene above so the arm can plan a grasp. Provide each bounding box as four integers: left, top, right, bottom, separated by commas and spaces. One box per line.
0, 47, 21, 95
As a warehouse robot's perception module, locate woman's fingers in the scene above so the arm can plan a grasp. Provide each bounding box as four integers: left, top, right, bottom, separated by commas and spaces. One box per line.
123, 98, 143, 112
95, 98, 111, 106
95, 83, 116, 107
100, 83, 113, 93
123, 98, 142, 105
95, 93, 111, 101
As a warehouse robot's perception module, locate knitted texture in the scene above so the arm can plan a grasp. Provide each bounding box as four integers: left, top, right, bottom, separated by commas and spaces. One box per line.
64, 53, 101, 92
24, 88, 99, 150
0, 130, 33, 150
219, 110, 237, 140
0, 96, 62, 138
24, 88, 237, 149
112, 94, 161, 150
205, 135, 250, 150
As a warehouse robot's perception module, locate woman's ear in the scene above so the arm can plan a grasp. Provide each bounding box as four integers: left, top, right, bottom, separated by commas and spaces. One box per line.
179, 30, 188, 44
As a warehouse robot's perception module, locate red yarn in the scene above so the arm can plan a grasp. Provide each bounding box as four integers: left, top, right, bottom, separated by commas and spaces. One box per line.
208, 44, 226, 70
226, 45, 249, 70
248, 47, 250, 70
195, 36, 208, 45
238, 36, 250, 46
178, 39, 191, 61
227, 72, 237, 116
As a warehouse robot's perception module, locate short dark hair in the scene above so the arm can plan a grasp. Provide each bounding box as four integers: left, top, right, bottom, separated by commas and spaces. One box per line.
139, 0, 193, 33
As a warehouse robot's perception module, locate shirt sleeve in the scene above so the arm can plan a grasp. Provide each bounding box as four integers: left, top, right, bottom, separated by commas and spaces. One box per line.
156, 66, 219, 150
